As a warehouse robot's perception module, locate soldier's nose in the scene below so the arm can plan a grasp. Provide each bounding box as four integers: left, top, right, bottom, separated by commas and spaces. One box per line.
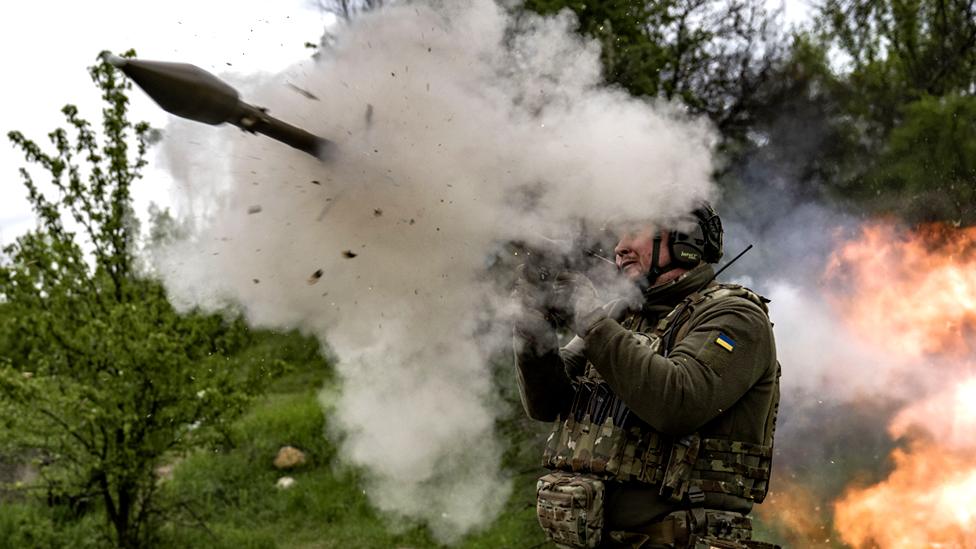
614, 241, 632, 258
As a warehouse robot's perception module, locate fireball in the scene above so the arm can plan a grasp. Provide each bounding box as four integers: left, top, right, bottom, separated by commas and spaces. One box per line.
823, 222, 976, 548
824, 223, 976, 358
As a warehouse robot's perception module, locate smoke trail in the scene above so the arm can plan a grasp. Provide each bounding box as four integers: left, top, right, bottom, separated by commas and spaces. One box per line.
153, 1, 716, 540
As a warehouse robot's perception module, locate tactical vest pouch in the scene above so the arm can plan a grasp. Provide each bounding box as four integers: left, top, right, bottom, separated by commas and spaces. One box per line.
536, 471, 604, 549
544, 416, 627, 476
660, 433, 702, 501
543, 415, 561, 466
589, 417, 625, 475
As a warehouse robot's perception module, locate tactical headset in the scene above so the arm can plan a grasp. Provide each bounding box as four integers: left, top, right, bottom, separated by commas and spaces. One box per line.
642, 202, 724, 284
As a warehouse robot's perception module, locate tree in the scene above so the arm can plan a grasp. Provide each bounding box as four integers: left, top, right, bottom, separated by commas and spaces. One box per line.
313, 0, 386, 21
860, 93, 976, 222
0, 52, 279, 548
523, 0, 786, 143
816, 0, 976, 222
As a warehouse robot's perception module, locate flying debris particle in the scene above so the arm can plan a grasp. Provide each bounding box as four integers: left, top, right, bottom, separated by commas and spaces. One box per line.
373, 208, 383, 217
286, 82, 319, 101
342, 250, 358, 259
316, 197, 335, 221
252, 278, 260, 284
307, 269, 324, 285
225, 62, 232, 66
365, 104, 374, 126
310, 180, 321, 185
409, 218, 415, 225
247, 205, 263, 214
391, 72, 396, 77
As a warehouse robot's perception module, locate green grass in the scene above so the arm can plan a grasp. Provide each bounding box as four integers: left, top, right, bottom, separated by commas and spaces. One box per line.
5, 340, 794, 548
0, 501, 106, 548
156, 378, 546, 548
1, 331, 548, 548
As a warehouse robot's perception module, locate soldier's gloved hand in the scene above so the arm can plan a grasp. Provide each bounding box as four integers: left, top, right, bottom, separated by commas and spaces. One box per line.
512, 264, 559, 353
551, 272, 605, 337
554, 273, 637, 337
604, 298, 635, 324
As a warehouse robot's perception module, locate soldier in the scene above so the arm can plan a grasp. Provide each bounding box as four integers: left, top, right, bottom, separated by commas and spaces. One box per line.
514, 204, 780, 549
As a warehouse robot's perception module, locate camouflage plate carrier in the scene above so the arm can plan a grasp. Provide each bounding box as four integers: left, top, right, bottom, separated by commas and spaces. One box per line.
535, 284, 780, 549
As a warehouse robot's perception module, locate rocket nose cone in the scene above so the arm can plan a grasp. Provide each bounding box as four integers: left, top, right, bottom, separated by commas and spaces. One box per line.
104, 54, 127, 68
111, 57, 241, 126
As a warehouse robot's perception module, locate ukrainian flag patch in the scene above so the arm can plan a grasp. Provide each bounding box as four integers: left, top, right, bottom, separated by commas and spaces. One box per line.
715, 333, 735, 352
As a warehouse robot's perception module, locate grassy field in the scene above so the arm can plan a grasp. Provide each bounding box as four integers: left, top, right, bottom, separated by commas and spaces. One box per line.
0, 341, 549, 549
1, 335, 798, 548
157, 383, 546, 548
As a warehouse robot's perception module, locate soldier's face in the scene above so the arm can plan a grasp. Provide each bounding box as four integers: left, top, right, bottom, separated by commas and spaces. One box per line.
614, 225, 670, 282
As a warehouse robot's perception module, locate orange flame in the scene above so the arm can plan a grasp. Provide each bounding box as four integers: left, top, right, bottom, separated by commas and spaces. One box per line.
834, 377, 976, 547
756, 480, 836, 547
824, 222, 976, 548
834, 439, 976, 548
824, 222, 976, 358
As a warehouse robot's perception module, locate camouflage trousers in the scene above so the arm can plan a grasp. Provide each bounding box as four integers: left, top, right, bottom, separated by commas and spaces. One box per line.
600, 509, 780, 549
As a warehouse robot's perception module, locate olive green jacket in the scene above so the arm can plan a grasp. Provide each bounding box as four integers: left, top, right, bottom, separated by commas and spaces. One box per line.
514, 264, 779, 529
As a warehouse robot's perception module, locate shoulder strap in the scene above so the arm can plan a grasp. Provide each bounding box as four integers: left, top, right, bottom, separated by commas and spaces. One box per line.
657, 284, 770, 355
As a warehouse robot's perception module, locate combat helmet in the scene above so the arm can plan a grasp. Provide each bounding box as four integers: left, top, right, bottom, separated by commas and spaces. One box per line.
631, 201, 724, 287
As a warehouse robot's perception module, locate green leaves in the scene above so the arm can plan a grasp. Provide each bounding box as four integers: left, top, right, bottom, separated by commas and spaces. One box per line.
524, 0, 784, 140
1, 51, 280, 548
813, 0, 976, 222
864, 94, 976, 221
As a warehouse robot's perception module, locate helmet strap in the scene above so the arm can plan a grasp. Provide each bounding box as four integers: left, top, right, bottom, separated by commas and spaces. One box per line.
641, 234, 679, 290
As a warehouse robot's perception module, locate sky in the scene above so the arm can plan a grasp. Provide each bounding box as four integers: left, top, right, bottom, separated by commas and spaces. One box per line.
0, 0, 330, 246
0, 0, 813, 248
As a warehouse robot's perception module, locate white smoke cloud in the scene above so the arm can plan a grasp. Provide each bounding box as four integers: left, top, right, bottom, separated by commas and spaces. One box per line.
154, 0, 716, 540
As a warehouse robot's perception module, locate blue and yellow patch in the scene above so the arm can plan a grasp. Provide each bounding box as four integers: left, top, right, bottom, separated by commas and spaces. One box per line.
715, 333, 736, 352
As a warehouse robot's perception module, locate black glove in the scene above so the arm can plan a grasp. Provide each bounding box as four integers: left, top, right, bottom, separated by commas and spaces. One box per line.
512, 264, 560, 352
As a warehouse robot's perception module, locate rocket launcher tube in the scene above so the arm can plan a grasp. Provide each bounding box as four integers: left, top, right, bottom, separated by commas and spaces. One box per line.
232, 102, 334, 160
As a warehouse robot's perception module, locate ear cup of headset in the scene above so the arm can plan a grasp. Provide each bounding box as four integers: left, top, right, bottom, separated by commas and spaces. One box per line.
668, 203, 724, 267
696, 203, 723, 263
669, 228, 705, 267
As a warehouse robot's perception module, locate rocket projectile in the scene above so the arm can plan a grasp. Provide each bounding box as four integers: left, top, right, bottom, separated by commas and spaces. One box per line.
106, 55, 333, 161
